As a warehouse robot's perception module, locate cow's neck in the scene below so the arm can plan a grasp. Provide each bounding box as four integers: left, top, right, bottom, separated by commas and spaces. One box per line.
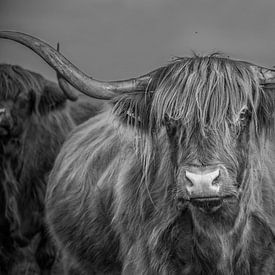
185, 207, 273, 274
0, 136, 23, 178
0, 136, 23, 232
190, 213, 248, 274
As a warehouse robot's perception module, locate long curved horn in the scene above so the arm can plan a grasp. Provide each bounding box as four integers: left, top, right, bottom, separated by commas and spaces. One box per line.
253, 66, 275, 88
57, 72, 79, 101
212, 57, 275, 88
0, 31, 152, 100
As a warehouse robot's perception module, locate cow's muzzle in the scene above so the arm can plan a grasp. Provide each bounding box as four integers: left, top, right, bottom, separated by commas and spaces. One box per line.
178, 167, 225, 212
186, 168, 222, 212
0, 108, 13, 135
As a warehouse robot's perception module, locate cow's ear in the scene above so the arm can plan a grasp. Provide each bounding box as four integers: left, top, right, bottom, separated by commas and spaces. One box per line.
33, 83, 68, 115
257, 86, 275, 136
110, 92, 153, 131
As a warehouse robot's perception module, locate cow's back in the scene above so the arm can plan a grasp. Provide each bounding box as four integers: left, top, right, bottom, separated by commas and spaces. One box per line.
46, 111, 125, 274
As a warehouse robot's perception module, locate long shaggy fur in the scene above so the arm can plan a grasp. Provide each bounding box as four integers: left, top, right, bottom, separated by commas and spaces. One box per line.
47, 55, 275, 274
0, 64, 77, 274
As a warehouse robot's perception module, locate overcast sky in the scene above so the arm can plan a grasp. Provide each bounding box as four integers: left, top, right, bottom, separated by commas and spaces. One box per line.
1, 0, 275, 82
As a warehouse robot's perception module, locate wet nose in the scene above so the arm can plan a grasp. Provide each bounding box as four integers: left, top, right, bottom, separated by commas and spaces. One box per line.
0, 108, 6, 118
0, 108, 12, 134
0, 108, 8, 125
185, 169, 220, 196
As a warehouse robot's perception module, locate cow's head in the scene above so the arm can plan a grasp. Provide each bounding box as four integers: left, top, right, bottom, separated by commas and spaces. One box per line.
143, 58, 274, 231
1, 32, 274, 230
0, 63, 76, 138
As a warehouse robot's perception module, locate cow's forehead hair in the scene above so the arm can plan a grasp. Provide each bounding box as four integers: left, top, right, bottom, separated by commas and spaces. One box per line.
0, 64, 44, 100
150, 54, 262, 131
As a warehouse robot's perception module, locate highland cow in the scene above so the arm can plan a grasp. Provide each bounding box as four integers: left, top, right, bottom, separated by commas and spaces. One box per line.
0, 63, 79, 274
1, 31, 274, 275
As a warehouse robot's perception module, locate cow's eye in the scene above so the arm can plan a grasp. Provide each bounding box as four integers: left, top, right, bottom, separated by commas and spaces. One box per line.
164, 116, 178, 137
239, 109, 251, 127
239, 110, 247, 121
231, 109, 251, 138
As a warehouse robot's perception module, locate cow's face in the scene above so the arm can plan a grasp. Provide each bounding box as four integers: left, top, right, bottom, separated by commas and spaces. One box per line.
166, 109, 251, 227
0, 94, 32, 137
0, 65, 70, 138
144, 57, 275, 229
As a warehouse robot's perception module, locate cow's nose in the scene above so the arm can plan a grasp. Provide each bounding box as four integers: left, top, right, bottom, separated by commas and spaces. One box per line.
185, 169, 221, 211
185, 169, 220, 196
0, 108, 6, 119
0, 108, 13, 135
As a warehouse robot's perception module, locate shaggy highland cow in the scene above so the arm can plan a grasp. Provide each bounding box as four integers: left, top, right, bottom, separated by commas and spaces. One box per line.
1, 31, 274, 275
0, 63, 80, 274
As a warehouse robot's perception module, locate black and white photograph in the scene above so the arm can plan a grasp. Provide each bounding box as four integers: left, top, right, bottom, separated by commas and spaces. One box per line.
0, 0, 275, 274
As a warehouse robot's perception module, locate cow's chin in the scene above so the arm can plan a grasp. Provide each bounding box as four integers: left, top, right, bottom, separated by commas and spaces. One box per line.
180, 196, 240, 232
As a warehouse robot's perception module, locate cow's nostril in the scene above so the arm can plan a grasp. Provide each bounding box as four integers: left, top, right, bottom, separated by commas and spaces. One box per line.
185, 175, 194, 187
0, 108, 6, 115
212, 174, 220, 186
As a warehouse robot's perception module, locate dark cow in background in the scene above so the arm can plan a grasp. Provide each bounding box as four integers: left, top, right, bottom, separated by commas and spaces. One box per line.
1, 32, 274, 275
0, 63, 102, 274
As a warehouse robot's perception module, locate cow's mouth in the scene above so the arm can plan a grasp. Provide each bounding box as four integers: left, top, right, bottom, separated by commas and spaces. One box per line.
189, 195, 233, 213
0, 125, 9, 136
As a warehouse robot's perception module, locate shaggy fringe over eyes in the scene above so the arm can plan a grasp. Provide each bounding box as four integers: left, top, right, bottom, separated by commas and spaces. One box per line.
150, 54, 273, 140
112, 54, 274, 144
0, 64, 67, 115
0, 64, 43, 100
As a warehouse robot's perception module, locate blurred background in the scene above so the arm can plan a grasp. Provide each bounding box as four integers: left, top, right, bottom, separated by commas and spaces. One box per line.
1, 0, 275, 82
